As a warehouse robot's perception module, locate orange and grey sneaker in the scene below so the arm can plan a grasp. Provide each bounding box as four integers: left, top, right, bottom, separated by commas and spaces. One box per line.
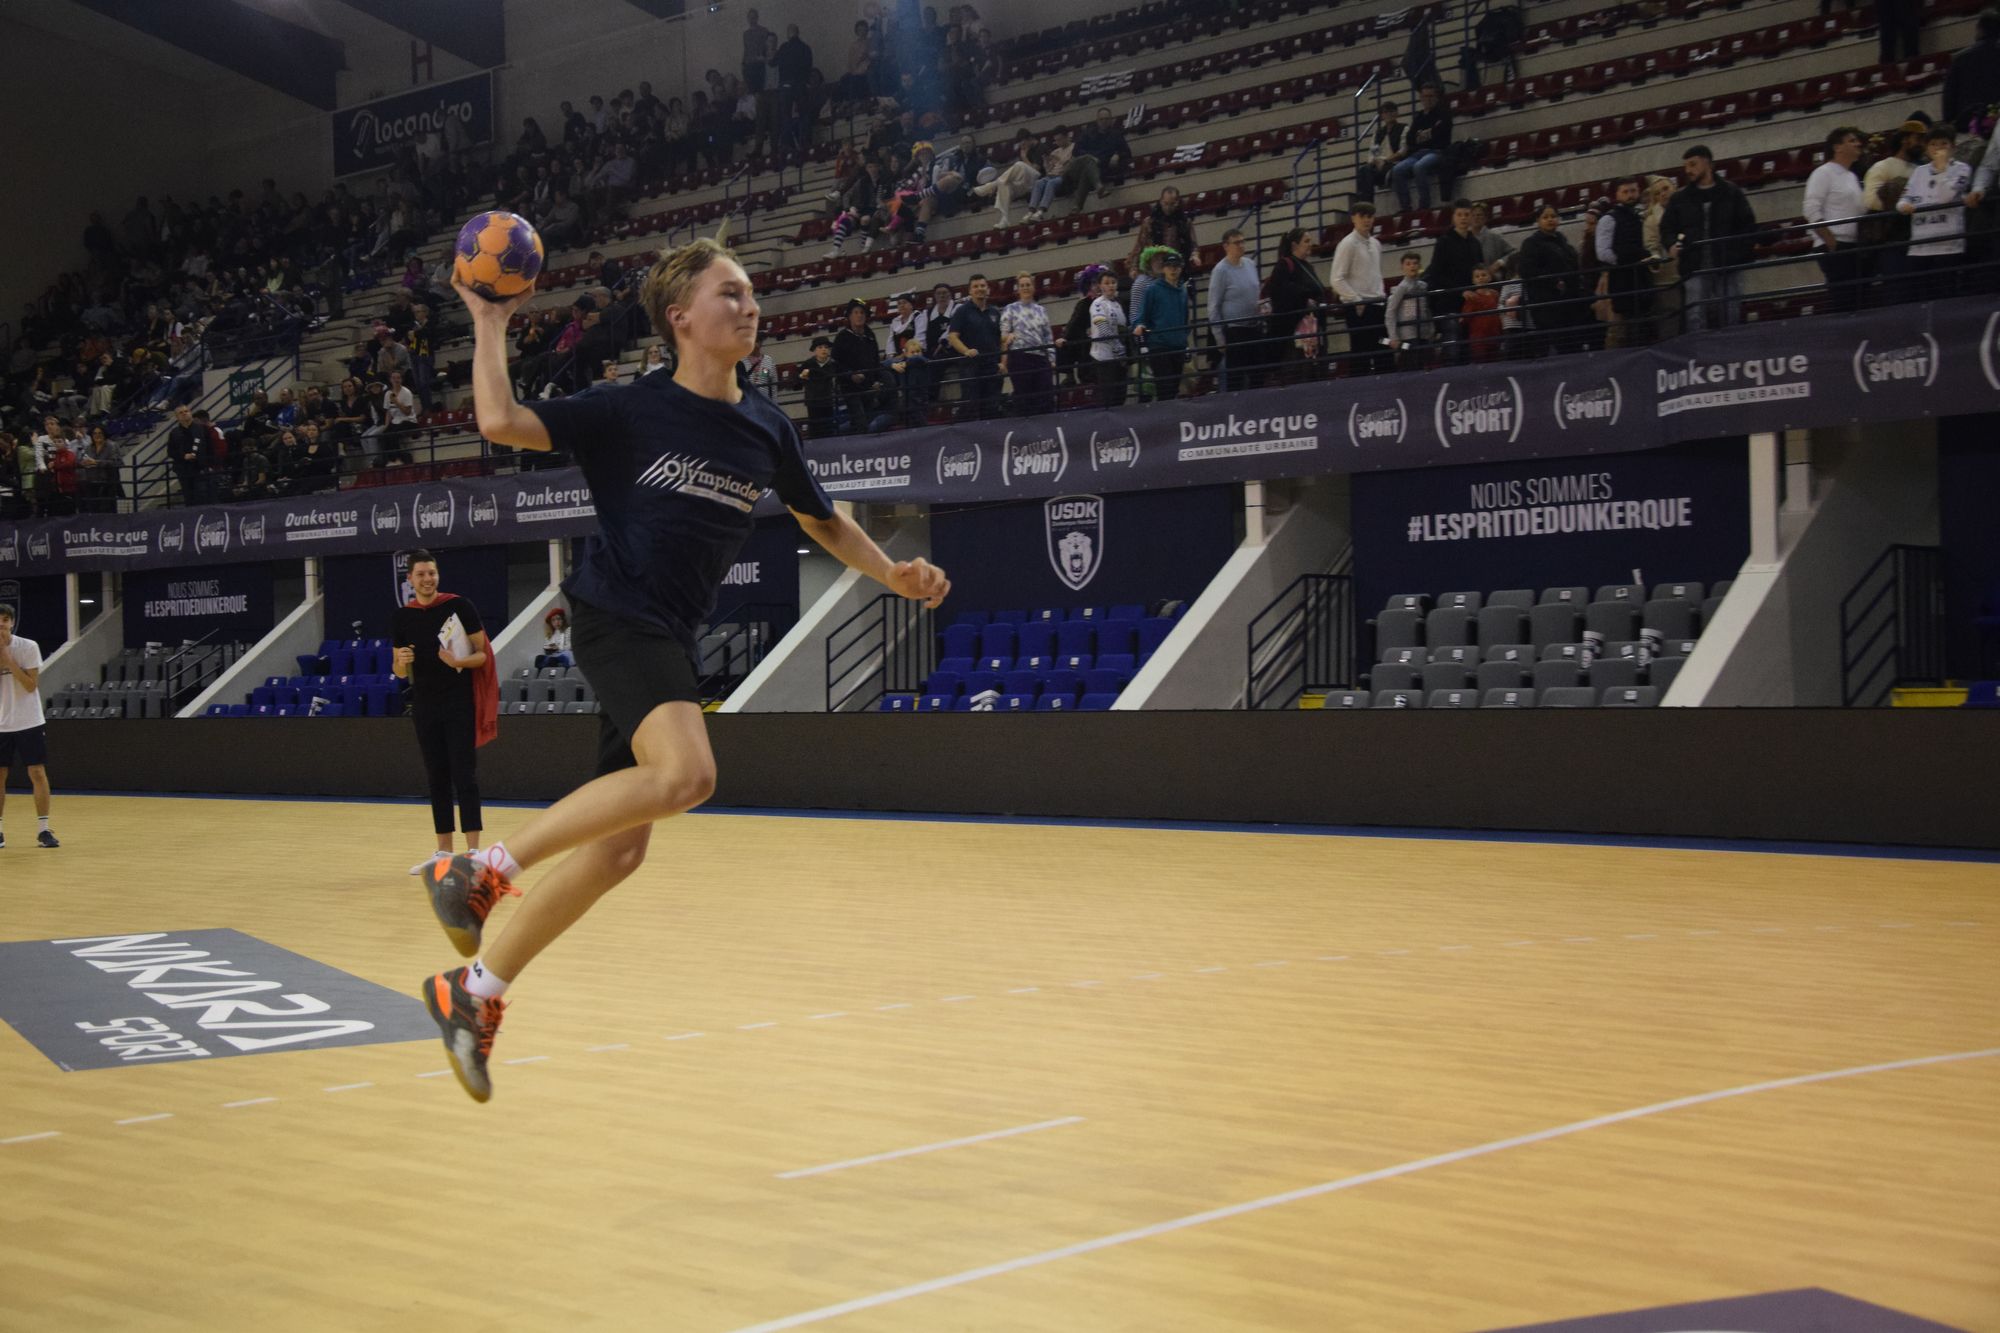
422, 967, 505, 1103
424, 853, 521, 957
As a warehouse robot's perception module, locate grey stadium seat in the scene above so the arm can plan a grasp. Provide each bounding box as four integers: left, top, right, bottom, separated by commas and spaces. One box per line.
1484, 643, 1535, 665
1477, 660, 1531, 691
507, 701, 533, 715
1383, 593, 1431, 614
1533, 659, 1583, 691
1372, 689, 1425, 709
1425, 607, 1475, 648
1488, 588, 1535, 609
1529, 603, 1581, 648
1540, 687, 1598, 708
1589, 656, 1643, 689
1374, 608, 1424, 653
1427, 688, 1480, 709
1652, 581, 1703, 602
1380, 645, 1427, 667
1477, 605, 1528, 648
1594, 583, 1646, 604
1643, 598, 1697, 640
1539, 585, 1588, 606
1432, 644, 1480, 666
1437, 590, 1483, 611
1660, 637, 1699, 658
1482, 687, 1537, 708
1371, 662, 1420, 691
1322, 690, 1371, 709
1649, 657, 1686, 694
1420, 662, 1472, 693
1584, 601, 1640, 642
1601, 686, 1660, 707
1603, 640, 1648, 661
561, 701, 591, 714
1700, 596, 1723, 627
1711, 578, 1734, 598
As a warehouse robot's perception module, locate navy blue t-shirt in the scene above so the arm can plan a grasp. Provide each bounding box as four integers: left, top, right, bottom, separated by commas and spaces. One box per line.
527, 370, 834, 647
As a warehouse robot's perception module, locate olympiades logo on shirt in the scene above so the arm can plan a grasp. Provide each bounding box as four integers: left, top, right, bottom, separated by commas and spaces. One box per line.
27, 530, 52, 563
1346, 397, 1409, 448
1852, 335, 1940, 395
370, 502, 402, 537
1552, 376, 1623, 430
413, 491, 456, 538
1001, 427, 1069, 487
636, 453, 764, 512
467, 494, 500, 530
935, 440, 982, 486
237, 515, 266, 547
1433, 378, 1525, 448
1045, 493, 1105, 591
157, 521, 187, 555
195, 513, 230, 555
1087, 427, 1140, 472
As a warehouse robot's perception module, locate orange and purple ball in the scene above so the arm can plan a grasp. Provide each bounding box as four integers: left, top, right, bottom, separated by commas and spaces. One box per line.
453, 211, 544, 300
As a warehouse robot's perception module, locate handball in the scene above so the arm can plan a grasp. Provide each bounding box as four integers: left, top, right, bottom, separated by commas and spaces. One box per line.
453, 210, 544, 301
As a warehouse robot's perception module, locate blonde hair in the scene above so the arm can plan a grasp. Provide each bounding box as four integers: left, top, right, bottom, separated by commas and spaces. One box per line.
641, 236, 741, 351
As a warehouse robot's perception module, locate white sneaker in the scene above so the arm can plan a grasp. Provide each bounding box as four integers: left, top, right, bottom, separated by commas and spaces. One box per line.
994, 207, 1012, 227
409, 851, 449, 876
860, 234, 875, 253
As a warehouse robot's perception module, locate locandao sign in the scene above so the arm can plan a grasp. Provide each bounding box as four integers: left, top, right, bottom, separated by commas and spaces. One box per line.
332, 72, 493, 177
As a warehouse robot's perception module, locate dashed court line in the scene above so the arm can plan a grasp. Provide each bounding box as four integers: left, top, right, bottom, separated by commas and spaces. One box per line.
323, 1082, 374, 1094
116, 1113, 173, 1126
223, 1097, 276, 1109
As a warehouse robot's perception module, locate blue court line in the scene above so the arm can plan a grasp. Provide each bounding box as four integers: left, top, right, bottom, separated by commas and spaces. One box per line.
42, 789, 2000, 863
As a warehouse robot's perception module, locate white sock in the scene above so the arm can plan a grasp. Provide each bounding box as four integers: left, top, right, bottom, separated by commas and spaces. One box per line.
38, 816, 49, 833
477, 843, 521, 879
463, 959, 509, 998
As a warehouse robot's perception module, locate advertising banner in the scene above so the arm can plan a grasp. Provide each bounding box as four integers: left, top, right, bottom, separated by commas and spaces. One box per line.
5, 294, 1997, 579
122, 563, 276, 646
332, 72, 493, 177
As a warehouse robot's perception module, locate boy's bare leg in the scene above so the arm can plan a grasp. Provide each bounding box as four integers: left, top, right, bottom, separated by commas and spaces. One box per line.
501, 701, 716, 873
482, 822, 652, 980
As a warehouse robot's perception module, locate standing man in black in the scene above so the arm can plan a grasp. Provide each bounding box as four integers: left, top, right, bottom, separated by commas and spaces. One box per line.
166, 404, 203, 506
1424, 200, 1482, 363
392, 550, 496, 879
946, 274, 1004, 420
831, 300, 885, 434
1595, 177, 1654, 346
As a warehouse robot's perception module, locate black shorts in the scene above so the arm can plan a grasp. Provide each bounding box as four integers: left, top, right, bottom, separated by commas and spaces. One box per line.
0, 725, 48, 769
570, 597, 703, 776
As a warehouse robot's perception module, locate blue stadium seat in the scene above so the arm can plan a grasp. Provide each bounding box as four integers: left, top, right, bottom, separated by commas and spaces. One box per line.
922, 670, 965, 696
1097, 622, 1137, 656
879, 694, 916, 712
1078, 693, 1118, 710
1136, 618, 1175, 658
936, 656, 975, 675
1028, 608, 1062, 622
918, 694, 953, 711
1082, 668, 1128, 694
1036, 693, 1078, 711
952, 696, 977, 711
205, 704, 230, 718
1001, 671, 1039, 695
1058, 653, 1092, 672
1017, 654, 1055, 673
1000, 693, 1035, 711
990, 610, 1027, 625
1042, 668, 1083, 697
978, 655, 1011, 672
1017, 621, 1057, 658
942, 625, 979, 659
1108, 604, 1145, 620
1096, 652, 1137, 675
948, 611, 991, 628
1055, 622, 1095, 656
1068, 607, 1102, 621
226, 704, 251, 717
313, 704, 345, 718
961, 672, 1004, 696
979, 624, 1017, 659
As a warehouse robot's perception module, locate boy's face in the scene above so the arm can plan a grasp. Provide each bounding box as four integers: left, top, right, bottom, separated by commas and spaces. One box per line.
1927, 137, 1953, 165
1473, 269, 1491, 286
1099, 275, 1119, 297
814, 345, 831, 362
1401, 258, 1422, 277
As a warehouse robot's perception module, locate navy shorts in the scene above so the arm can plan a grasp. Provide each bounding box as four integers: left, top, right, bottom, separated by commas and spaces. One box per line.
0, 725, 49, 769
570, 598, 702, 777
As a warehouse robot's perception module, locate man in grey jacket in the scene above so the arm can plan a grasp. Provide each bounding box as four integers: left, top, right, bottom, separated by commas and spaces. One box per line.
1208, 229, 1264, 391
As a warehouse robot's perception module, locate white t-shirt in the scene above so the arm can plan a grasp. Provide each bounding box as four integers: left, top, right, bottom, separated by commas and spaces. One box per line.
1804, 160, 1865, 246
0, 635, 46, 733
386, 385, 419, 425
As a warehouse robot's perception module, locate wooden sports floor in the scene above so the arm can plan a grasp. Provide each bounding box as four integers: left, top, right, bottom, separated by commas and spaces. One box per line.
1, 795, 1995, 1333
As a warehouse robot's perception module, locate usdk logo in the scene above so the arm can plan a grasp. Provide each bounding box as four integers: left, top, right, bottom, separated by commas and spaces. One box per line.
1346, 398, 1408, 448
467, 494, 500, 529
1087, 427, 1140, 471
371, 502, 402, 536
413, 492, 456, 537
195, 513, 230, 555
935, 440, 982, 486
1044, 493, 1104, 591
27, 530, 52, 562
1851, 335, 1939, 394
237, 515, 266, 546
1001, 427, 1068, 487
158, 521, 186, 554
1433, 378, 1524, 446
1552, 377, 1622, 430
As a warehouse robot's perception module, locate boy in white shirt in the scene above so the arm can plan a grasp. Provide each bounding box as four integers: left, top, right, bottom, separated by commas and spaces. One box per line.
1087, 269, 1129, 407
1328, 204, 1388, 373
0, 603, 59, 849
1898, 128, 1974, 299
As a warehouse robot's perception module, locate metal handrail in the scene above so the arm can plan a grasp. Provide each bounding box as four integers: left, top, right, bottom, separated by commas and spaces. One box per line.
1840, 544, 1945, 706
1246, 572, 1354, 710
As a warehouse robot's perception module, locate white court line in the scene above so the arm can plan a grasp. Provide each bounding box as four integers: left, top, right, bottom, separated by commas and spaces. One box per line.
1069, 980, 1103, 988
739, 1022, 779, 1031
727, 1047, 2000, 1332
1624, 934, 1657, 940
1502, 940, 1536, 948
1752, 927, 1786, 934
1375, 950, 1408, 957
587, 1043, 631, 1052
415, 1070, 453, 1079
776, 1117, 1085, 1180
116, 1113, 174, 1125
1255, 960, 1291, 968
1005, 988, 1040, 995
809, 1013, 849, 1021
1194, 966, 1227, 974
223, 1097, 277, 1109
1439, 945, 1471, 952
876, 1003, 914, 1011
502, 1056, 548, 1065
2, 1132, 61, 1145
1130, 972, 1164, 980
940, 995, 976, 1003
1563, 937, 1595, 943
1316, 955, 1348, 962
1815, 925, 1847, 931
1947, 921, 1983, 927
666, 1031, 707, 1040
1687, 929, 1720, 936
323, 1082, 374, 1093
1881, 923, 1915, 929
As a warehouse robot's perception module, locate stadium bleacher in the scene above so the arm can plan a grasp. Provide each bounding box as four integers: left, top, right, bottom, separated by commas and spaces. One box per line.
879, 602, 1185, 712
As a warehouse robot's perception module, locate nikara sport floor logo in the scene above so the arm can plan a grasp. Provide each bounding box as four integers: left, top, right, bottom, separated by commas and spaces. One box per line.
0, 931, 438, 1071
1045, 494, 1105, 591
